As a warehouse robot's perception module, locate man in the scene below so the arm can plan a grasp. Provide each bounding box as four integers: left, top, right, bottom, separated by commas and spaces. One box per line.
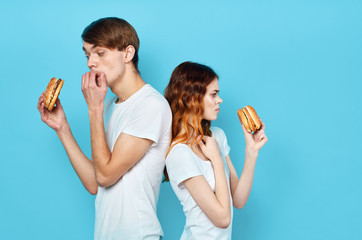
37, 17, 171, 240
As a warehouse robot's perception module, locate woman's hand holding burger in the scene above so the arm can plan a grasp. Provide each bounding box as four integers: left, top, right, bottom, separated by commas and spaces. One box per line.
237, 106, 268, 158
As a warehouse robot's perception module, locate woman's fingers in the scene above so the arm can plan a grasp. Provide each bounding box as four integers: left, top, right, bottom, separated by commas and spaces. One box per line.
241, 123, 254, 142
253, 129, 265, 142
259, 118, 265, 131
256, 134, 268, 149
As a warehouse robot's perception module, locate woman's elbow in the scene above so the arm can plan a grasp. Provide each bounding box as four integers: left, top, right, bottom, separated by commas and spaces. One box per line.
233, 197, 247, 209
214, 213, 231, 229
233, 202, 246, 209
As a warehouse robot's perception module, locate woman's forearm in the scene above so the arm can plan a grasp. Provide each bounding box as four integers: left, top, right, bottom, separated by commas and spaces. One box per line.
232, 152, 258, 209
211, 157, 231, 226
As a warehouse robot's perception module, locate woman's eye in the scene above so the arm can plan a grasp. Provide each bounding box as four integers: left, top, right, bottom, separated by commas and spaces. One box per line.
212, 93, 217, 97
85, 55, 89, 60
98, 52, 104, 56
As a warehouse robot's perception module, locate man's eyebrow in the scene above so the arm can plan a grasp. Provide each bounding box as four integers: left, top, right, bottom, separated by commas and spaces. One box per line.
212, 89, 220, 92
82, 45, 98, 52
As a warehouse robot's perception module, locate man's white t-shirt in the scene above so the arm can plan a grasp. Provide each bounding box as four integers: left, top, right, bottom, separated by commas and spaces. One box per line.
166, 127, 233, 240
94, 84, 172, 240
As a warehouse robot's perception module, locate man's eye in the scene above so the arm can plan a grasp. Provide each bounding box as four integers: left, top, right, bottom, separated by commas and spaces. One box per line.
212, 93, 217, 97
85, 55, 89, 60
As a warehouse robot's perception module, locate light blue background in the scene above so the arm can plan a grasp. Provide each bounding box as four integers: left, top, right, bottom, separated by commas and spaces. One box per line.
1, 0, 361, 239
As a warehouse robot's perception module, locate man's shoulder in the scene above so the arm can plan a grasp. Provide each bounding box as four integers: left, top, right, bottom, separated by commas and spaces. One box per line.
137, 85, 170, 111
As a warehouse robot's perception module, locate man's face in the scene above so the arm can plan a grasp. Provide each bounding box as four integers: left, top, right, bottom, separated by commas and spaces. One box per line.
203, 78, 223, 121
83, 42, 125, 86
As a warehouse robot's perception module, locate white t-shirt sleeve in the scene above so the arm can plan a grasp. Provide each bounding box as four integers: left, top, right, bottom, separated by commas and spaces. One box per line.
212, 127, 231, 157
123, 95, 171, 144
166, 145, 203, 188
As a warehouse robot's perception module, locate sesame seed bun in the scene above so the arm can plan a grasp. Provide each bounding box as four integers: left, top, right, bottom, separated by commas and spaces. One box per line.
44, 77, 64, 111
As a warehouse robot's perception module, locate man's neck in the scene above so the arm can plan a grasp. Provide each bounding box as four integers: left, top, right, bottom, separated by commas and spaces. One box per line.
110, 68, 146, 103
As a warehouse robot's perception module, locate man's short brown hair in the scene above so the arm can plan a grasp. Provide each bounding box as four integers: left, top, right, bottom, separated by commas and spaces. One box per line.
82, 17, 140, 72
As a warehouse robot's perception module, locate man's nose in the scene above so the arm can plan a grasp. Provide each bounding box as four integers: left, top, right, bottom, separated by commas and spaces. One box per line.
87, 55, 96, 69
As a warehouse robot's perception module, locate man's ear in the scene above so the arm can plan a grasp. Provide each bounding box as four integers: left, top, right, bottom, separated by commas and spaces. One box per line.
123, 45, 136, 63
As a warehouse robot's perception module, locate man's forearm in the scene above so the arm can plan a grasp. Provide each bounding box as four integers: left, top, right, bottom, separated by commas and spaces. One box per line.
88, 109, 112, 184
56, 123, 98, 194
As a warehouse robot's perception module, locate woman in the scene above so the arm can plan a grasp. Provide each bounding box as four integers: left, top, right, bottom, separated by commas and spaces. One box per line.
164, 61, 268, 239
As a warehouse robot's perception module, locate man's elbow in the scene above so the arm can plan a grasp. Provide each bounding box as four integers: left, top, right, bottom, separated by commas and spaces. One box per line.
84, 182, 98, 195
88, 186, 98, 195
96, 173, 118, 188
96, 175, 110, 188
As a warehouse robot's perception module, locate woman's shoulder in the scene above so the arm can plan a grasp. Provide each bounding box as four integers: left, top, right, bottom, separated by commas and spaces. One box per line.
166, 143, 199, 168
167, 143, 192, 156
210, 126, 227, 140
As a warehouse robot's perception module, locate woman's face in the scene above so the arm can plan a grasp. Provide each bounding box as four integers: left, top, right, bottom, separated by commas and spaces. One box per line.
203, 78, 223, 121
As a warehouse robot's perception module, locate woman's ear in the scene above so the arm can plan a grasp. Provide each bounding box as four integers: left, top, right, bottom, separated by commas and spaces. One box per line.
123, 45, 135, 63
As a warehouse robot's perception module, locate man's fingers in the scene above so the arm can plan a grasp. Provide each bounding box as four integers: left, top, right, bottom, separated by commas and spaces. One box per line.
83, 72, 90, 89
81, 74, 85, 91
37, 95, 43, 110
38, 101, 45, 116
99, 73, 107, 88
89, 71, 98, 88
55, 98, 62, 110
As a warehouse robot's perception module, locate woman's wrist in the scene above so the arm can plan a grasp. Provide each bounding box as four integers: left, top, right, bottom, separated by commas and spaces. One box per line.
245, 147, 259, 160
210, 154, 224, 166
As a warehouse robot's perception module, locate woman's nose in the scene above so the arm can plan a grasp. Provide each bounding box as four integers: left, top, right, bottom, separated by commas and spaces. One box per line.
217, 96, 223, 104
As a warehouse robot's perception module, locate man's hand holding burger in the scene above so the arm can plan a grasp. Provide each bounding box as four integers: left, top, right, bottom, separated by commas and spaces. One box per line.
37, 77, 67, 132
38, 95, 68, 132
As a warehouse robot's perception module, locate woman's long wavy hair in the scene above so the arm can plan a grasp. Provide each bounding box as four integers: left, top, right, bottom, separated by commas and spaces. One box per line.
163, 61, 218, 181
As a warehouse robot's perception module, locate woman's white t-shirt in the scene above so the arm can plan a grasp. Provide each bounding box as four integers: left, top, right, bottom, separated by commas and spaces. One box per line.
166, 127, 233, 240
94, 84, 172, 240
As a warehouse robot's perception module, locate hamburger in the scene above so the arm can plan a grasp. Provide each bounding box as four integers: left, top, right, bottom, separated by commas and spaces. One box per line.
237, 105, 261, 133
44, 77, 64, 111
